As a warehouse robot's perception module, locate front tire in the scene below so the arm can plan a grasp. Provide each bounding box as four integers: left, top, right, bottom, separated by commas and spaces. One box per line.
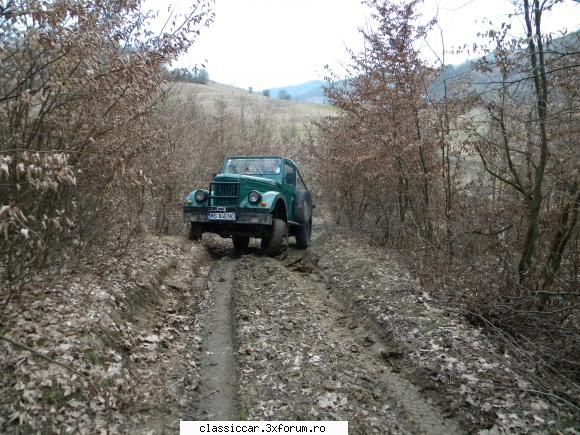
263, 218, 286, 257
189, 223, 202, 241
293, 191, 312, 225
295, 220, 311, 249
232, 235, 250, 251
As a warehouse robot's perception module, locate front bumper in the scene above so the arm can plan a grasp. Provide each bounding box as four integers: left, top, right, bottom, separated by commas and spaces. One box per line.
183, 208, 272, 225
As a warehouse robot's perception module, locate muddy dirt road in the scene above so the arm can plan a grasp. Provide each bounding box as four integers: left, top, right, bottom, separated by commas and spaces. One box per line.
185, 221, 578, 434
189, 229, 463, 434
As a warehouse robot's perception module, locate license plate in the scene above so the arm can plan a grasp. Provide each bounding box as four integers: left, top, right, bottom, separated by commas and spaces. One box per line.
208, 212, 236, 221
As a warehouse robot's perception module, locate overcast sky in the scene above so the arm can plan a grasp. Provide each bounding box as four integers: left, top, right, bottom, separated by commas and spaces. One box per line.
146, 0, 579, 90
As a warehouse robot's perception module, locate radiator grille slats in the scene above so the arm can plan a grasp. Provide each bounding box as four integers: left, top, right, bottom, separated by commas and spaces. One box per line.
210, 180, 240, 207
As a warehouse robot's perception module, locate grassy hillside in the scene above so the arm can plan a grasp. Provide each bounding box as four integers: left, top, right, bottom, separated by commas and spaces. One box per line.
168, 81, 337, 127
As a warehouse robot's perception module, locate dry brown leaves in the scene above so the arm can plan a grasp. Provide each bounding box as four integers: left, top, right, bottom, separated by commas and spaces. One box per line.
0, 236, 205, 433
315, 235, 578, 433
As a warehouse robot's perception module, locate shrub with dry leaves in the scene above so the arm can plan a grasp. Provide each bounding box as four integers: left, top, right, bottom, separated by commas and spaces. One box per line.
0, 0, 214, 281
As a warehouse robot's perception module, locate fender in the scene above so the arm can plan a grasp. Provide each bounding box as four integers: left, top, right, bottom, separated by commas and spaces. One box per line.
261, 191, 287, 215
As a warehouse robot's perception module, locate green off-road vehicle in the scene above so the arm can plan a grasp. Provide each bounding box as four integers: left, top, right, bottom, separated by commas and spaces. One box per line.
183, 156, 313, 256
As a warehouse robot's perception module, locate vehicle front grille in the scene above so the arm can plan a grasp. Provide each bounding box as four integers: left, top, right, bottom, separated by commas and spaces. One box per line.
210, 180, 240, 207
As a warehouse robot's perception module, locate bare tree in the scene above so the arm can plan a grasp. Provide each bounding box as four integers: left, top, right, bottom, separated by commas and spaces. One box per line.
472, 0, 579, 293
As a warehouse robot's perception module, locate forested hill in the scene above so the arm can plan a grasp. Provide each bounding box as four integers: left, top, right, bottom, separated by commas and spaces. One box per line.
428, 30, 580, 99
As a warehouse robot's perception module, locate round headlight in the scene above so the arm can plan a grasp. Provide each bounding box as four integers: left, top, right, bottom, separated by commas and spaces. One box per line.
194, 190, 207, 203
248, 191, 261, 204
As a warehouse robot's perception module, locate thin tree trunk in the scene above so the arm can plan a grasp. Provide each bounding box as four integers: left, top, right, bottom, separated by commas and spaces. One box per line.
519, 198, 542, 282
414, 108, 433, 241
517, 0, 550, 284
538, 181, 579, 307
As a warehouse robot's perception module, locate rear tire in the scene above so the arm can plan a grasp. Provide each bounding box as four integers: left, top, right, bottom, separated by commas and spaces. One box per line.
295, 220, 311, 249
232, 235, 249, 251
263, 218, 286, 257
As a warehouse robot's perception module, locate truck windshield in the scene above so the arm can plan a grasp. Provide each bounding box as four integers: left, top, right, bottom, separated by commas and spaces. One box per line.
223, 158, 282, 176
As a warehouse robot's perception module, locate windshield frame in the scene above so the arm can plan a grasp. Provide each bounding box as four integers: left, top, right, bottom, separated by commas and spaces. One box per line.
222, 158, 282, 176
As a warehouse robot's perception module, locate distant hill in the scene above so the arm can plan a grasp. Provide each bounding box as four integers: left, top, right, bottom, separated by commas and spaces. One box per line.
263, 80, 327, 104
429, 30, 579, 101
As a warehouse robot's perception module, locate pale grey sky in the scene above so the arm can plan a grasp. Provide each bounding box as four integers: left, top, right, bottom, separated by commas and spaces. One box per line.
146, 0, 579, 90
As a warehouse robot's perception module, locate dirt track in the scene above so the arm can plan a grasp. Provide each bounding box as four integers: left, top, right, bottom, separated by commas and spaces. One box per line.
186, 220, 578, 434
189, 228, 463, 434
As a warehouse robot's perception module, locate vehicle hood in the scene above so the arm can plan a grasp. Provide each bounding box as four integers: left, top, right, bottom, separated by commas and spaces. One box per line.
214, 173, 280, 189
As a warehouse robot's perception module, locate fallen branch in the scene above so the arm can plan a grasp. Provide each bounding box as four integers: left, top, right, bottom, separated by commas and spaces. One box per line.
493, 385, 580, 412
0, 334, 89, 379
0, 334, 125, 402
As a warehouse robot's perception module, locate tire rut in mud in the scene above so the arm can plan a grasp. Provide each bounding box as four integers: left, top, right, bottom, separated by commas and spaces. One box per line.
233, 244, 462, 434
188, 241, 240, 420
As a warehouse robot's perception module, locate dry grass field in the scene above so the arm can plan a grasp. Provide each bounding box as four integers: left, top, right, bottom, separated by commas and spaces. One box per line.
166, 81, 338, 137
